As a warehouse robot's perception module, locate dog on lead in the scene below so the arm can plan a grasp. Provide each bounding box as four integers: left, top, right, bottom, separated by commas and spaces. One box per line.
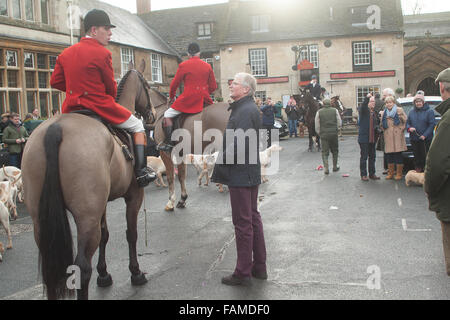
0, 241, 4, 262
260, 144, 284, 183
405, 170, 425, 187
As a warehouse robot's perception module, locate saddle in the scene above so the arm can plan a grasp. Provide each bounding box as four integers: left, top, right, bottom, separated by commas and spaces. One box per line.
71, 110, 134, 162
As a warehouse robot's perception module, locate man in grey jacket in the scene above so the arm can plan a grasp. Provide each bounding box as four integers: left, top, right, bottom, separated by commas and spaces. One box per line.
211, 72, 267, 286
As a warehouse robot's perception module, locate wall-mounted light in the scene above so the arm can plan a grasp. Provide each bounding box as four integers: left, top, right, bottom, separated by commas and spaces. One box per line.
215, 55, 220, 61
228, 47, 232, 52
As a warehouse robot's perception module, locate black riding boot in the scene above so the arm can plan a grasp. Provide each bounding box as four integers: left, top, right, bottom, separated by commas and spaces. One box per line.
133, 132, 157, 188
157, 118, 174, 152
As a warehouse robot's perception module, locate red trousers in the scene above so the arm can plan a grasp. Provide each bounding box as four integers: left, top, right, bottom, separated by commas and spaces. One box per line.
229, 186, 267, 278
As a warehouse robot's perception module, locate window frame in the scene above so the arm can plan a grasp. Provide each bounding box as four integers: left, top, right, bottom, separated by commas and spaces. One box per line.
299, 44, 319, 68
40, 0, 49, 24
356, 85, 380, 107
0, 0, 8, 17
120, 47, 134, 78
352, 41, 372, 71
24, 0, 34, 21
24, 52, 35, 68
151, 53, 162, 83
197, 22, 213, 38
11, 0, 21, 20
6, 50, 18, 67
251, 15, 270, 33
249, 48, 268, 78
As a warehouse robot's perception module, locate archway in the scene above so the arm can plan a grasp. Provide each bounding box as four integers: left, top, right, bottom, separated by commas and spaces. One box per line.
417, 77, 440, 96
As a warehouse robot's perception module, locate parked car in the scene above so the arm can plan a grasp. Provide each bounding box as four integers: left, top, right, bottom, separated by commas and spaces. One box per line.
397, 96, 442, 170
274, 117, 289, 138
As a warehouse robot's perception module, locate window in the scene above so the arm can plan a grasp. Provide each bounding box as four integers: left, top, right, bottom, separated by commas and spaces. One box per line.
24, 52, 34, 68
37, 53, 47, 69
6, 51, 18, 67
0, 92, 6, 114
12, 0, 21, 19
27, 91, 36, 112
38, 72, 47, 88
9, 92, 19, 113
120, 48, 134, 77
249, 48, 267, 77
299, 45, 319, 68
25, 71, 35, 87
198, 23, 212, 37
7, 70, 18, 87
49, 55, 57, 69
39, 92, 48, 117
151, 53, 162, 83
0, 49, 3, 66
0, 72, 3, 87
0, 0, 7, 16
356, 85, 380, 107
252, 15, 270, 33
202, 58, 213, 69
40, 0, 48, 24
353, 41, 372, 70
52, 92, 60, 111
25, 0, 34, 21
255, 91, 266, 102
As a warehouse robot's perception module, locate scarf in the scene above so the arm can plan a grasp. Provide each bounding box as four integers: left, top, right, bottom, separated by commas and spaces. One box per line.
382, 105, 400, 129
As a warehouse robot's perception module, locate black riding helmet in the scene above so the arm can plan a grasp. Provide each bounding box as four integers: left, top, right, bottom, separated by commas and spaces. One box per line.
84, 9, 116, 33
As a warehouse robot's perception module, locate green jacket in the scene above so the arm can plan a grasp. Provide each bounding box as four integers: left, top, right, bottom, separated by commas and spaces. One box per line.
316, 106, 341, 136
23, 119, 44, 134
2, 123, 29, 154
424, 97, 450, 222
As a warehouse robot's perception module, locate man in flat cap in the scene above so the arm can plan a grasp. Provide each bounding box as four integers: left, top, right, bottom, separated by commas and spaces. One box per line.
158, 43, 217, 151
424, 67, 450, 276
50, 9, 156, 187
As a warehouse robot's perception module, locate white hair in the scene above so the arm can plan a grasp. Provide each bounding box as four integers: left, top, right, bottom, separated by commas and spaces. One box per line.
441, 82, 450, 93
234, 72, 257, 97
382, 88, 395, 97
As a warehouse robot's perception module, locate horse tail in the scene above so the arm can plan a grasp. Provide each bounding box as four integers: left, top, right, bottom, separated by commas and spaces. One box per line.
38, 122, 73, 300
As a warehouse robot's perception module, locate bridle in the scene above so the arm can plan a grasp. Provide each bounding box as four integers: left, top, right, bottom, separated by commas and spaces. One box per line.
133, 70, 156, 125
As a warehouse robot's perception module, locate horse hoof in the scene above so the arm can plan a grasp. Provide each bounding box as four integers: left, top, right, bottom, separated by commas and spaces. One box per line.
176, 201, 186, 209
97, 273, 113, 287
165, 206, 174, 212
131, 272, 148, 286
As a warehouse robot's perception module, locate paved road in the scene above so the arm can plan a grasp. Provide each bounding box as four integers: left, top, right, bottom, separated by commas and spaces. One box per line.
1, 136, 449, 300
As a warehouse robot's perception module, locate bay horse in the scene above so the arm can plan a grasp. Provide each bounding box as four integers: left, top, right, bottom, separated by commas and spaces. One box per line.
299, 89, 321, 152
147, 91, 231, 211
21, 60, 156, 300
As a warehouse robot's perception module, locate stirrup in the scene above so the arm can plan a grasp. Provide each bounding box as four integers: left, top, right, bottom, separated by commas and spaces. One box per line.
136, 168, 157, 188
156, 142, 173, 152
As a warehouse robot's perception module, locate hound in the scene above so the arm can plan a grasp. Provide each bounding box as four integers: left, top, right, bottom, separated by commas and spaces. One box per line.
147, 156, 167, 187
405, 170, 425, 187
0, 196, 12, 251
1, 166, 23, 203
186, 152, 219, 187
0, 180, 18, 220
260, 144, 284, 183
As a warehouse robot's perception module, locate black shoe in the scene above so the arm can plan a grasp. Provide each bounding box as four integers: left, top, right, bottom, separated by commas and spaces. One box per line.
333, 166, 340, 172
136, 167, 157, 188
252, 269, 268, 280
221, 274, 252, 286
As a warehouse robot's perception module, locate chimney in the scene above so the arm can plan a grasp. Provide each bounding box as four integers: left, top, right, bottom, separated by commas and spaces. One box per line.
136, 0, 151, 14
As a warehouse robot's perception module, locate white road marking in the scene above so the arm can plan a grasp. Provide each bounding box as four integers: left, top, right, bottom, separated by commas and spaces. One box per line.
397, 198, 403, 207
402, 219, 432, 232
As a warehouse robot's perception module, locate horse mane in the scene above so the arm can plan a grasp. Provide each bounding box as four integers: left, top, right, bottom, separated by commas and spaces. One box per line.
116, 70, 133, 102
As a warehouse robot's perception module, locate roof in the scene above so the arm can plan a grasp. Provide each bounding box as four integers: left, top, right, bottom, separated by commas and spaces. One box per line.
139, 0, 403, 55
79, 0, 179, 57
403, 12, 450, 39
139, 3, 228, 55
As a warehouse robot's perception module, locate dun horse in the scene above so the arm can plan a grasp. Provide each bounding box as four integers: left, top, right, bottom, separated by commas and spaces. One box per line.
148, 90, 231, 211
299, 89, 321, 152
22, 61, 156, 300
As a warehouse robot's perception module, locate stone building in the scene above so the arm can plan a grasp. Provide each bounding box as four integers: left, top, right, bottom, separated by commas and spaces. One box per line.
0, 0, 179, 119
140, 0, 405, 111
0, 0, 72, 118
404, 12, 450, 96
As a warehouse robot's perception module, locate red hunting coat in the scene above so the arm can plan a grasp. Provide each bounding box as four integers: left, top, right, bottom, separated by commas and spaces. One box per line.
169, 56, 217, 114
50, 37, 131, 125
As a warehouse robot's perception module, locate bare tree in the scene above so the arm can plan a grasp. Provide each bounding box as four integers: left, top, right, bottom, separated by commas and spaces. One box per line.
411, 0, 423, 14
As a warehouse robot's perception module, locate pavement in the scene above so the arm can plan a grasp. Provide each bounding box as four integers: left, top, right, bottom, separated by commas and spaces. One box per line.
0, 135, 449, 300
